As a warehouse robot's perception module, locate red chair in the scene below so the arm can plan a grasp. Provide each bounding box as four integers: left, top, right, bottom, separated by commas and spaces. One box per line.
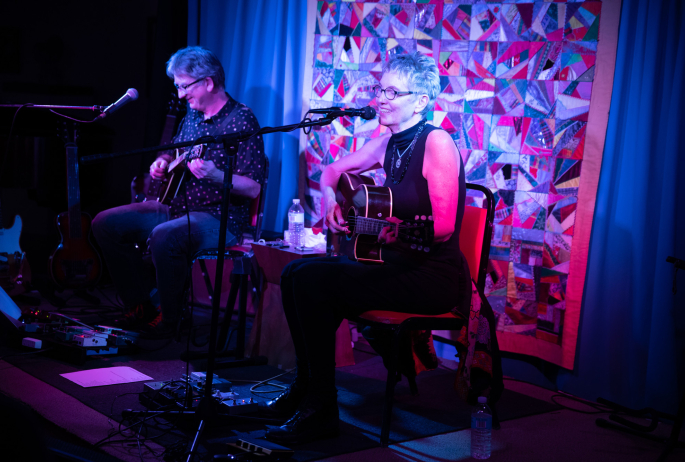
355, 183, 497, 447
188, 157, 268, 356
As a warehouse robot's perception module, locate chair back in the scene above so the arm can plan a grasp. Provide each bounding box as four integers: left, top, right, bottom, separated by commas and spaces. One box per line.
460, 184, 495, 291
239, 156, 269, 244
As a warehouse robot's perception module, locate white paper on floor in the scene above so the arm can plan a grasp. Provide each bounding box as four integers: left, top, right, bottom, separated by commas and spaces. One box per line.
60, 366, 153, 387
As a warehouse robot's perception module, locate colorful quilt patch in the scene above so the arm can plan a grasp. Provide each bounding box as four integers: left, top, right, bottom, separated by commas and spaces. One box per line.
521, 117, 554, 156
338, 2, 363, 36
554, 118, 586, 158
467, 41, 498, 78
496, 42, 530, 79
316, 1, 339, 36
560, 41, 597, 81
438, 40, 470, 76
494, 79, 527, 116
414, 3, 443, 40
525, 80, 556, 118
489, 115, 523, 152
499, 3, 534, 42
315, 35, 334, 68
530, 3, 566, 42
487, 151, 519, 191
442, 4, 471, 41
465, 77, 495, 114
470, 4, 502, 42
436, 76, 467, 112
564, 1, 601, 42
362, 3, 391, 38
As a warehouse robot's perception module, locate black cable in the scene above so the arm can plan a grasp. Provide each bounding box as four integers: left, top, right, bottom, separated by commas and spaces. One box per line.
48, 109, 101, 123
0, 347, 55, 362
550, 392, 617, 415
1, 104, 32, 189
248, 367, 296, 395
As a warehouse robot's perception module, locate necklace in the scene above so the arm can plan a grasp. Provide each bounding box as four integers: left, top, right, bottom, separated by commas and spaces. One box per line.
391, 120, 427, 185
395, 144, 412, 168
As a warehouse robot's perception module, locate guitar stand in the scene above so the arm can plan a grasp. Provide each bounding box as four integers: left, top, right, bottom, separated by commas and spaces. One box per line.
595, 256, 684, 462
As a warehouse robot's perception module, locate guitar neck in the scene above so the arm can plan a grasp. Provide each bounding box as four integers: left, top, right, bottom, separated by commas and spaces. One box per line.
354, 217, 396, 236
66, 144, 82, 239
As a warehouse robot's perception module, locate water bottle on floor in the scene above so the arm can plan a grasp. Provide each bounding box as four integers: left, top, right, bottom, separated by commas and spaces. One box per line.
471, 396, 492, 459
287, 199, 305, 248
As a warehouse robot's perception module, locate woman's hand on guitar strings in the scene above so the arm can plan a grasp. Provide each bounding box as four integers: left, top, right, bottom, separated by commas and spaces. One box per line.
325, 201, 349, 235
378, 216, 402, 246
150, 158, 168, 180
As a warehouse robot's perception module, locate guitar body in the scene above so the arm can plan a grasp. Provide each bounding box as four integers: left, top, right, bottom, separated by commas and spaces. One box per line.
0, 215, 23, 255
337, 173, 393, 264
50, 134, 103, 290
49, 211, 102, 290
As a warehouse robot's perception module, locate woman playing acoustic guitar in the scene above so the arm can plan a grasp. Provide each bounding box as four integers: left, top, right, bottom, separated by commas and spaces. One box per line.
264, 52, 471, 445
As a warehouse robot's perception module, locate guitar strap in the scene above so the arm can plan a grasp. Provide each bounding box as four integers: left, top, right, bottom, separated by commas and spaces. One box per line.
211, 97, 244, 140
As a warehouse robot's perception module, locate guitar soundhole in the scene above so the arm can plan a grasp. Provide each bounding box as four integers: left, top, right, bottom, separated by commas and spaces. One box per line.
346, 209, 356, 234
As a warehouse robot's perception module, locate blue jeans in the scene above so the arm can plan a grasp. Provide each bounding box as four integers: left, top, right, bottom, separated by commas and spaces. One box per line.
92, 201, 237, 323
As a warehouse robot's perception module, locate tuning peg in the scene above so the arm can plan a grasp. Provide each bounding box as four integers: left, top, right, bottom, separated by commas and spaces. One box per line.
417, 245, 423, 251
428, 216, 433, 221
411, 244, 417, 250
423, 247, 430, 252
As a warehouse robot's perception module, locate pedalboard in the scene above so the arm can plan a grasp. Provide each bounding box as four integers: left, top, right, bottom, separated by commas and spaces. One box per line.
139, 374, 258, 415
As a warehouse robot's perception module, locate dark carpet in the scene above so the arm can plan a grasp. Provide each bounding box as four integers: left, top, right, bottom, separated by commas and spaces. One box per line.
2, 333, 560, 461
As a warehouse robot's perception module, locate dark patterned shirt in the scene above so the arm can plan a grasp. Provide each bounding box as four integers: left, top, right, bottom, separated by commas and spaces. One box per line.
168, 94, 266, 239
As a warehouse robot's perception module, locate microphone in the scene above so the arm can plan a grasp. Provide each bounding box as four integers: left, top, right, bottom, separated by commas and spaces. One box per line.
99, 88, 139, 118
309, 106, 376, 120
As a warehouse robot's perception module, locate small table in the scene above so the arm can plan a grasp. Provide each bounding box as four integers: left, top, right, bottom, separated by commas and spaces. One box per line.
246, 242, 355, 370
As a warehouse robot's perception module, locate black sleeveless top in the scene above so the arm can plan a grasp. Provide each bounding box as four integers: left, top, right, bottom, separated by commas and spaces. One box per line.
380, 120, 466, 267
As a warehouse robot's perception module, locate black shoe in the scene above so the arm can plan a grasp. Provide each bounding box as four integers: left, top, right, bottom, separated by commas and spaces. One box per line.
259, 380, 308, 419
113, 301, 158, 329
264, 394, 339, 445
138, 313, 177, 340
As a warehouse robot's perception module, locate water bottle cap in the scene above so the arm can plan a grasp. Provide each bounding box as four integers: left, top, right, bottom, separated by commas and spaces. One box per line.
477, 396, 488, 404
293, 199, 300, 204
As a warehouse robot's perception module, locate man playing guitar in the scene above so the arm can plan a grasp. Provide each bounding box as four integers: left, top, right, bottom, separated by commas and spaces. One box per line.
92, 46, 266, 339
263, 52, 472, 445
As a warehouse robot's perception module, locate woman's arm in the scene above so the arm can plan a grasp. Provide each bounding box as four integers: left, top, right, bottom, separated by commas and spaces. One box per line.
320, 135, 390, 233
422, 130, 461, 244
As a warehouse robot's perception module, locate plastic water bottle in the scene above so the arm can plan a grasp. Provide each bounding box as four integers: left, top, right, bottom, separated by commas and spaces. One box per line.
287, 199, 305, 247
471, 396, 492, 459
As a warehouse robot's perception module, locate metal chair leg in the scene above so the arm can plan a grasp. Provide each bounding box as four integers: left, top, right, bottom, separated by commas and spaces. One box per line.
217, 274, 240, 352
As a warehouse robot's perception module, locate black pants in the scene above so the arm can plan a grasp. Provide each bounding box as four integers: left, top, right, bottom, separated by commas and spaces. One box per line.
280, 254, 471, 395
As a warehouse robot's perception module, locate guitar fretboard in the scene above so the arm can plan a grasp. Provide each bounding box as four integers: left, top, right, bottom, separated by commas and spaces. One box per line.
354, 217, 396, 236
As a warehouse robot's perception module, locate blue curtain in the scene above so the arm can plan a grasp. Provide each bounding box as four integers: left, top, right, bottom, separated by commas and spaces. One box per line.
502, 0, 685, 414
188, 0, 308, 232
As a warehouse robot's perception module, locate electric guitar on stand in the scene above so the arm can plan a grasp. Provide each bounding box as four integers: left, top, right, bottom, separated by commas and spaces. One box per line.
49, 121, 102, 290
0, 201, 31, 293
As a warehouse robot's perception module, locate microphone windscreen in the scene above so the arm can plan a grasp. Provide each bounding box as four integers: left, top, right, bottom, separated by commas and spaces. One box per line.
126, 88, 139, 100
361, 106, 376, 120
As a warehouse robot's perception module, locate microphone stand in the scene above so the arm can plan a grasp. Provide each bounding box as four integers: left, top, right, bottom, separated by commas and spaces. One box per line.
98, 114, 341, 461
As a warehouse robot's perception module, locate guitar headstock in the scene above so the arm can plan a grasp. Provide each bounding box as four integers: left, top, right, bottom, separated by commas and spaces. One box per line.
167, 93, 186, 117
399, 215, 435, 252
58, 120, 80, 144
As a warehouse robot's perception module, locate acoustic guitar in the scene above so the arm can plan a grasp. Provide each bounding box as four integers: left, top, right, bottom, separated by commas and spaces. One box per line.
49, 122, 102, 290
149, 144, 208, 205
336, 172, 434, 263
